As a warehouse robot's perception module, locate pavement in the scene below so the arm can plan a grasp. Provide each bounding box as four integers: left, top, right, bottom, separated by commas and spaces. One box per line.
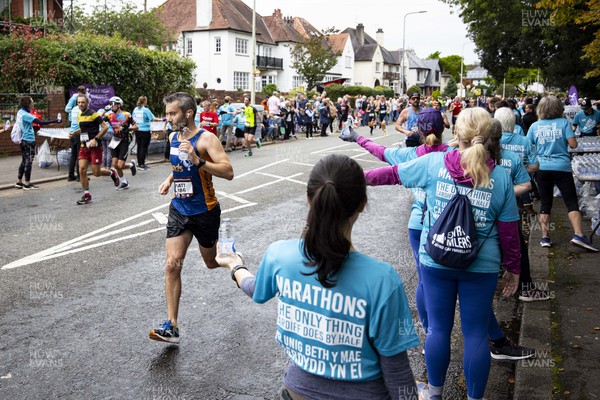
1, 132, 599, 399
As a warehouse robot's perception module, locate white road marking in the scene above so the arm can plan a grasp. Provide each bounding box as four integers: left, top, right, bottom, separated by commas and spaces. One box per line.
234, 159, 289, 180
234, 173, 304, 194
221, 202, 258, 214
256, 172, 307, 186
290, 162, 315, 167
2, 159, 311, 270
152, 212, 169, 225
215, 190, 253, 204
4, 227, 167, 268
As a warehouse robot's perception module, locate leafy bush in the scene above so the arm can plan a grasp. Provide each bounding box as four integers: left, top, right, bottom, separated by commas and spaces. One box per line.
262, 83, 279, 95
406, 85, 422, 96
0, 28, 196, 113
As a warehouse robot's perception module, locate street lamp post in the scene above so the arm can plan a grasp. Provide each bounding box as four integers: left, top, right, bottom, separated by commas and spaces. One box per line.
250, 0, 257, 105
401, 11, 427, 95
459, 42, 469, 97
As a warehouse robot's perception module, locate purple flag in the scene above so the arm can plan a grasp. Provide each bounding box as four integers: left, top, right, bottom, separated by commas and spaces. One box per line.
69, 84, 115, 112
568, 85, 578, 106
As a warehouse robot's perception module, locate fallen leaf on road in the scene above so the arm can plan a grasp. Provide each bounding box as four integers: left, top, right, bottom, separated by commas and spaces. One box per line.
564, 391, 571, 395
559, 368, 565, 372
585, 308, 593, 311
573, 344, 583, 349
508, 377, 515, 384
594, 327, 600, 330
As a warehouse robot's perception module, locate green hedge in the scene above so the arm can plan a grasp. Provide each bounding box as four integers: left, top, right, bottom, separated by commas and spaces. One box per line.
0, 30, 196, 114
324, 84, 395, 107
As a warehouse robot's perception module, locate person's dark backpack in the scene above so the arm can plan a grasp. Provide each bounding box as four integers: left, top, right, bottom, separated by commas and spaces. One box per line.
424, 183, 494, 270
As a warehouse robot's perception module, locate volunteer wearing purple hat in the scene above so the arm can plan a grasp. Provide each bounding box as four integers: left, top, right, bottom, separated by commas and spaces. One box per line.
340, 107, 451, 336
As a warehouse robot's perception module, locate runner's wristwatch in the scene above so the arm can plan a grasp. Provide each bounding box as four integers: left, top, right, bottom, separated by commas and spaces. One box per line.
193, 157, 206, 168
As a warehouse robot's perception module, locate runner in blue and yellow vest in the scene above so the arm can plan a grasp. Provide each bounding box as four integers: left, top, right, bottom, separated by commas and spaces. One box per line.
149, 92, 234, 344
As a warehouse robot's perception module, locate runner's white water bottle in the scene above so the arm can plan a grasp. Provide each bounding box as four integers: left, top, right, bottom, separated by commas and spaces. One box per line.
4, 120, 9, 131
178, 149, 188, 161
218, 218, 236, 255
57, 113, 62, 122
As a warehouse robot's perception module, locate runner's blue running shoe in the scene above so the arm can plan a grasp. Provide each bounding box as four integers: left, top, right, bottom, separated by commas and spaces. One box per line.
149, 320, 180, 344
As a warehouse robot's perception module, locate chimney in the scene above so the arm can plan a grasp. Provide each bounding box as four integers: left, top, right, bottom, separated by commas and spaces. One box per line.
196, 0, 212, 27
356, 23, 365, 46
376, 28, 384, 47
273, 9, 282, 19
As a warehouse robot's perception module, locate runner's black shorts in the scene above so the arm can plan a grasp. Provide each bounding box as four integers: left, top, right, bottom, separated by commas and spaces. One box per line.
110, 138, 130, 161
235, 128, 245, 138
244, 126, 257, 135
166, 203, 221, 248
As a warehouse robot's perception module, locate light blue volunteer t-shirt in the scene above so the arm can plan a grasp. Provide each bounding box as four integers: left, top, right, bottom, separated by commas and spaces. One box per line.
233, 114, 246, 131
500, 132, 538, 166
499, 149, 531, 185
69, 107, 81, 132
396, 152, 519, 273
253, 239, 420, 382
514, 124, 525, 136
384, 146, 455, 230
572, 109, 600, 135
132, 106, 155, 131
526, 118, 574, 172
218, 104, 235, 126
17, 109, 36, 142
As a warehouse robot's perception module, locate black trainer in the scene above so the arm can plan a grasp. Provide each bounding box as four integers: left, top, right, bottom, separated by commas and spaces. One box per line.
490, 337, 535, 360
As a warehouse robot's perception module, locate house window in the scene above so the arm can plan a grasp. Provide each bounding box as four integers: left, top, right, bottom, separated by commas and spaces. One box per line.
262, 75, 277, 86
23, 0, 33, 18
435, 71, 440, 82
396, 66, 400, 73
186, 38, 193, 55
392, 82, 399, 93
375, 62, 381, 73
345, 56, 351, 68
235, 38, 248, 55
263, 47, 272, 57
233, 72, 249, 90
215, 37, 221, 54
292, 76, 304, 88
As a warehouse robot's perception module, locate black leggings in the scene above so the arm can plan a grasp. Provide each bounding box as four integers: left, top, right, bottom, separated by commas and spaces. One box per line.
69, 137, 80, 179
305, 123, 313, 138
136, 131, 151, 166
536, 170, 580, 214
320, 123, 329, 136
18, 140, 36, 182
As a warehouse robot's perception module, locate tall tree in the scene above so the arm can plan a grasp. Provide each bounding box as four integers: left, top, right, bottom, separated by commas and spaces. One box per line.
537, 0, 600, 78
441, 0, 600, 92
68, 1, 174, 48
443, 76, 458, 98
290, 34, 339, 91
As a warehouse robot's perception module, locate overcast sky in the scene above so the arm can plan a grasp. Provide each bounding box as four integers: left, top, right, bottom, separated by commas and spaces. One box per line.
113, 0, 480, 64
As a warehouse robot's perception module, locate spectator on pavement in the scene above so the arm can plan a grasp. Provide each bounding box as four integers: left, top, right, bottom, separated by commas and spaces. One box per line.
15, 96, 60, 190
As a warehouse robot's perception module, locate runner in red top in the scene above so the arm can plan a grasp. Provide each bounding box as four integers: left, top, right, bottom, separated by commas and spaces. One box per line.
448, 96, 463, 135
200, 100, 219, 135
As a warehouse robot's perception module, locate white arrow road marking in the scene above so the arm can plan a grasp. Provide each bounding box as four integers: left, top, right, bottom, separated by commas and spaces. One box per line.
3, 160, 300, 270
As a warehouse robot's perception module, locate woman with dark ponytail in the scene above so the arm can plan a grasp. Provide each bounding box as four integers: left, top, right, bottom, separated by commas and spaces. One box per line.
219, 154, 421, 400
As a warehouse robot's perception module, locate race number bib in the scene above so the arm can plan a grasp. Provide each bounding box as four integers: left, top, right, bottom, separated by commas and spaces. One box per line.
108, 137, 122, 149
173, 178, 194, 198
80, 133, 89, 142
